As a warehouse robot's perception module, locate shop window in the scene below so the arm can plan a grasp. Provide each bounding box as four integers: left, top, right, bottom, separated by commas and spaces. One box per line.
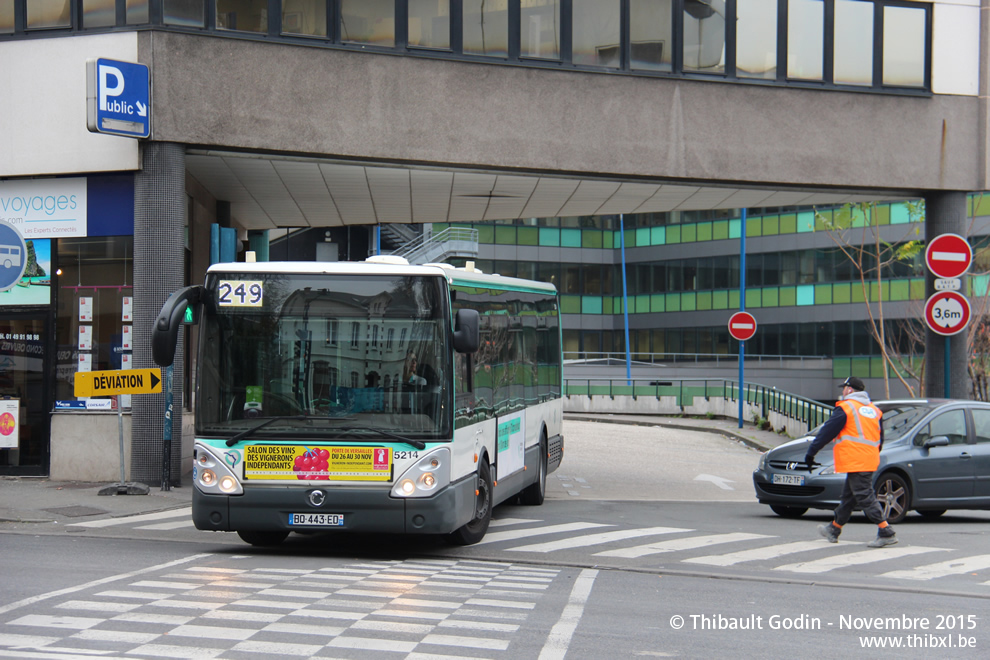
282, 0, 327, 37
54, 237, 134, 405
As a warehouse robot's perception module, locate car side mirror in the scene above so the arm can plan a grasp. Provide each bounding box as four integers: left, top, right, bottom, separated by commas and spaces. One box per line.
923, 435, 950, 449
452, 308, 480, 354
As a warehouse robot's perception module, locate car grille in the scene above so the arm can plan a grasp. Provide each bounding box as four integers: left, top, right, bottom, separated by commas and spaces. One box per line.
757, 483, 826, 497
768, 460, 810, 470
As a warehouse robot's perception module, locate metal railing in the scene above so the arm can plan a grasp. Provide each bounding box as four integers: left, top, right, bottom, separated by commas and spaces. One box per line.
392, 227, 479, 265
563, 351, 827, 366
562, 377, 833, 432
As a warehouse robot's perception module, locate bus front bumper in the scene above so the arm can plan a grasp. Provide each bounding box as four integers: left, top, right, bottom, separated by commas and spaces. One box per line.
192, 475, 477, 536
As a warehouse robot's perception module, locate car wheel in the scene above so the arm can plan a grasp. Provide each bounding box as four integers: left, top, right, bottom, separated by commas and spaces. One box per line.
520, 435, 547, 506
448, 459, 493, 545
769, 505, 808, 518
918, 509, 946, 519
875, 472, 910, 524
236, 530, 289, 547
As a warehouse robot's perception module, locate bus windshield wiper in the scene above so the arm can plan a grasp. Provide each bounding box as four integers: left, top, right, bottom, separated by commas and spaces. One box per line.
329, 425, 427, 450
226, 415, 308, 447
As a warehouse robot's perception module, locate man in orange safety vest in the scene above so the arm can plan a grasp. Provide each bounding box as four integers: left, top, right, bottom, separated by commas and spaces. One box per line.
804, 377, 897, 548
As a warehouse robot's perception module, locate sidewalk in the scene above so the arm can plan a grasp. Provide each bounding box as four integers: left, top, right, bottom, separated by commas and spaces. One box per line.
0, 414, 799, 527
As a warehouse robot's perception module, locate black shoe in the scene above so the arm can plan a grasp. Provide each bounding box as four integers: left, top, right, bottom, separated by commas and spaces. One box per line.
818, 523, 841, 543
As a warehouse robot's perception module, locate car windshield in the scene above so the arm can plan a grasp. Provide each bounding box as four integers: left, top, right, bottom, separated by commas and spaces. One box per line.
196, 272, 451, 440
877, 402, 935, 442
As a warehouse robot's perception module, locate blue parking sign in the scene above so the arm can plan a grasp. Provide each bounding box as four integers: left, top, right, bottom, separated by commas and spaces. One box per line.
86, 58, 150, 138
0, 221, 28, 292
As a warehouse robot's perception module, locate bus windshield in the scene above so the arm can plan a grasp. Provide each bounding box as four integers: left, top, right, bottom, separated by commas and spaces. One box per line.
197, 272, 451, 440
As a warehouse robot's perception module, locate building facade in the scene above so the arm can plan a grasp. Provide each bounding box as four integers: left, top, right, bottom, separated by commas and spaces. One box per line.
0, 0, 985, 479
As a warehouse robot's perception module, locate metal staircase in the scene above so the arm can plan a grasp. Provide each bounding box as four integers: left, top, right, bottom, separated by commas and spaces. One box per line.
388, 226, 479, 265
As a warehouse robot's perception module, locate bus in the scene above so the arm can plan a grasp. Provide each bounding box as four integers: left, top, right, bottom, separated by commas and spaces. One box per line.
152, 256, 563, 546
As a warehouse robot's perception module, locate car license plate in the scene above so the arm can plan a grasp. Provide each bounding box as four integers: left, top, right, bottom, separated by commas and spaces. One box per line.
772, 474, 805, 486
288, 513, 345, 526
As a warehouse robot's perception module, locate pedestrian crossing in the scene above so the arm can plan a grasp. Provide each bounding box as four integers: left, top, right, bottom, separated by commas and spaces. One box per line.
66, 511, 990, 586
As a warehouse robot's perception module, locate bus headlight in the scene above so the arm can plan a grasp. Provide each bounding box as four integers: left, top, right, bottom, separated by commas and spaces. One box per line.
391, 448, 450, 498
194, 443, 243, 495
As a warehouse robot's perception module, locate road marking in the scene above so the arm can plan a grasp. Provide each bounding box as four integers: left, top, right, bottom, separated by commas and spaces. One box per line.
507, 526, 693, 553
0, 554, 211, 616
595, 532, 772, 559
694, 474, 735, 490
490, 517, 541, 527
137, 520, 194, 530
473, 522, 611, 545
538, 568, 598, 660
879, 554, 990, 580
66, 507, 191, 528
774, 546, 947, 574
683, 540, 834, 566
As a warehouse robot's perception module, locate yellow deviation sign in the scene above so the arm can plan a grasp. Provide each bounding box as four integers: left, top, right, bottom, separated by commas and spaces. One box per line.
74, 369, 163, 397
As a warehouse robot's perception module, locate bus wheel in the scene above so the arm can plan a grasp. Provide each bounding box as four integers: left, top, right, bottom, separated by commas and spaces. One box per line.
449, 460, 493, 545
520, 435, 547, 506
236, 530, 289, 547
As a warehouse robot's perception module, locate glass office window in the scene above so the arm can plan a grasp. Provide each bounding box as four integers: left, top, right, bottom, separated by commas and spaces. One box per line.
1, 0, 15, 33
683, 0, 725, 73
164, 0, 206, 27
463, 0, 508, 57
409, 0, 449, 49
27, 0, 70, 28
282, 0, 327, 37
630, 0, 672, 71
834, 0, 873, 85
83, 0, 117, 28
573, 0, 619, 68
883, 5, 925, 87
127, 0, 149, 24
787, 0, 823, 80
521, 0, 559, 60
736, 0, 777, 79
217, 0, 267, 33
341, 0, 394, 47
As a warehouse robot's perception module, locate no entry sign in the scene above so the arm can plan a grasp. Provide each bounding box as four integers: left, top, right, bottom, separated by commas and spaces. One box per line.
924, 291, 971, 336
728, 311, 757, 341
925, 233, 972, 279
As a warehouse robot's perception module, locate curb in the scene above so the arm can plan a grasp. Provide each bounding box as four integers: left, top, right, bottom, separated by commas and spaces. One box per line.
564, 414, 776, 452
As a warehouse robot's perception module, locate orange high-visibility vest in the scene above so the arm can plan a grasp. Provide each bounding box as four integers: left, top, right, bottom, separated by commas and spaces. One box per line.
833, 399, 882, 473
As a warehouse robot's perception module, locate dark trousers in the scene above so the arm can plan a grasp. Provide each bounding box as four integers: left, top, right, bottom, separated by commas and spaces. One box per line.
833, 471, 886, 526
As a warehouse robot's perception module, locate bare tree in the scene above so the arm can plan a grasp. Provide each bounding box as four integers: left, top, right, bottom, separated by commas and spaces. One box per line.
815, 201, 924, 398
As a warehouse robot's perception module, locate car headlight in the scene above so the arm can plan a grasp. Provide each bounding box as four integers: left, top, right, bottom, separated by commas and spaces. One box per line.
757, 452, 768, 470
193, 444, 243, 495
391, 448, 450, 498
819, 464, 835, 475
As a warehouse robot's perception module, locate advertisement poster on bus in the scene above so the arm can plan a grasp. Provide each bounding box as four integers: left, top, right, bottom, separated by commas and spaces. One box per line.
497, 410, 526, 479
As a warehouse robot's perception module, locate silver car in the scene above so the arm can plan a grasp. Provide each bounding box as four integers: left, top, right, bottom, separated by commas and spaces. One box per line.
752, 399, 990, 523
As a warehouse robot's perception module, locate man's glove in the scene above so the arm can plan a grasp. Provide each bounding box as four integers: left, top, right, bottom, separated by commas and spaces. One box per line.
804, 454, 816, 469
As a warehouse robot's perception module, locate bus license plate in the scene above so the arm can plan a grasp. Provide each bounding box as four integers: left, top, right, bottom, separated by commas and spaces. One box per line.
289, 513, 345, 527
772, 474, 805, 486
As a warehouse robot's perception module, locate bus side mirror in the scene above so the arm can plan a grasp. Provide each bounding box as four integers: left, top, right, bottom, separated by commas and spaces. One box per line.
152, 285, 203, 367
453, 308, 480, 354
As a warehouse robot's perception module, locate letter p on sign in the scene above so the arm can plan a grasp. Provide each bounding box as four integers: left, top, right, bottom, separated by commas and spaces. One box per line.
99, 64, 124, 111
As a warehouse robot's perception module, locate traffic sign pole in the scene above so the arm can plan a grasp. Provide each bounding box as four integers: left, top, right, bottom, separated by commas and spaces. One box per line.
738, 210, 747, 429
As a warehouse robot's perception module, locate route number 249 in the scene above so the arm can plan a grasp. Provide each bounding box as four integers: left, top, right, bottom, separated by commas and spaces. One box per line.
218, 280, 264, 307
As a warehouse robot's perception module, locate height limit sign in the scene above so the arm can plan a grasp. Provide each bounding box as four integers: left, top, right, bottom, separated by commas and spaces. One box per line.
925, 290, 971, 336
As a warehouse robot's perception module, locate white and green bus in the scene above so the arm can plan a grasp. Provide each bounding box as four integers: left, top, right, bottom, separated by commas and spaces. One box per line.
153, 257, 563, 546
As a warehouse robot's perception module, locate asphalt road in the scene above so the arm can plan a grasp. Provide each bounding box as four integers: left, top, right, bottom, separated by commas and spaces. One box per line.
2, 419, 989, 658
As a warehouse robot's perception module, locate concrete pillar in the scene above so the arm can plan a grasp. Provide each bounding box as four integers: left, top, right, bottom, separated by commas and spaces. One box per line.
132, 142, 186, 486
923, 191, 970, 399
